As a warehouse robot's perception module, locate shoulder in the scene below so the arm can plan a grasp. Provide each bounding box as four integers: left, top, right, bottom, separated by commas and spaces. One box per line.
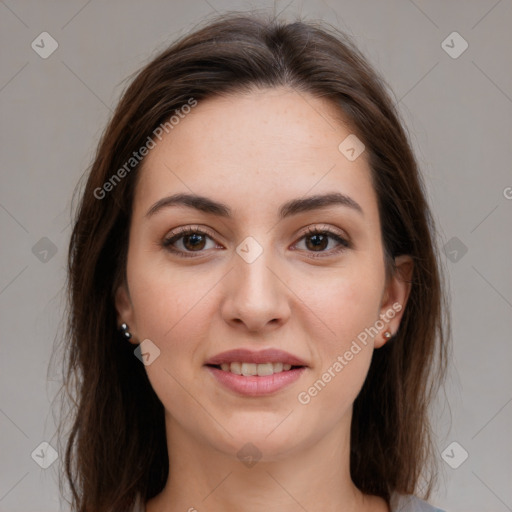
389, 492, 447, 512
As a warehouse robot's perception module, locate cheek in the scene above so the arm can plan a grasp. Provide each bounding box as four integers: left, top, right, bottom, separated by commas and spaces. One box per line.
294, 261, 384, 406
126, 260, 217, 421
299, 264, 384, 349
126, 251, 225, 408
127, 243, 214, 341
130, 290, 212, 377
296, 276, 382, 420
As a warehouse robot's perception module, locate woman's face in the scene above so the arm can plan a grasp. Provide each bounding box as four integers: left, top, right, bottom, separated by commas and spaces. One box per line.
116, 87, 410, 460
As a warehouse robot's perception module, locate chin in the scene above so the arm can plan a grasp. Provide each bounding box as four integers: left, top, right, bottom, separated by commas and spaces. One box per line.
203, 415, 310, 461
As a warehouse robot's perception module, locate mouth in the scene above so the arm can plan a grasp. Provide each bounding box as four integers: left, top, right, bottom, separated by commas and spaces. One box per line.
205, 362, 304, 376
204, 348, 308, 396
205, 348, 308, 368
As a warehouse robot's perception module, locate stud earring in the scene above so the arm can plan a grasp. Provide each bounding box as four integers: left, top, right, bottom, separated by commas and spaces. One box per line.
120, 322, 132, 340
383, 331, 392, 339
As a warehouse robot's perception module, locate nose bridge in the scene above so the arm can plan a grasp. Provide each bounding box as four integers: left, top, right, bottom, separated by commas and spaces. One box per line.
221, 234, 290, 331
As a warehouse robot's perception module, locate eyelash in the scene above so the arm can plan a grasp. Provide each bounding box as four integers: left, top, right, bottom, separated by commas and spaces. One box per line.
162, 225, 351, 259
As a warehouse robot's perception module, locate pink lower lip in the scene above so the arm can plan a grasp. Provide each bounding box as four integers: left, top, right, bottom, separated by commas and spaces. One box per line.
206, 366, 306, 397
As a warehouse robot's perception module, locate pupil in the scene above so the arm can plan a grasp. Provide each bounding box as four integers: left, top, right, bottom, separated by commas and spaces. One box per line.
185, 234, 205, 251
307, 234, 327, 251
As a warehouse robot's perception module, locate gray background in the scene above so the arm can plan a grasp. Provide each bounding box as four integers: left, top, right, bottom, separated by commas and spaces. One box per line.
1, 1, 511, 511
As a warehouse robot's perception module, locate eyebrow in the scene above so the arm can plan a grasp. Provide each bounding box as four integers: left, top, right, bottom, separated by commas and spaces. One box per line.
145, 192, 363, 219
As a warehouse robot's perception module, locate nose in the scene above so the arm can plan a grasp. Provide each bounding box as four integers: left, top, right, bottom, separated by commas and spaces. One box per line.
220, 245, 291, 333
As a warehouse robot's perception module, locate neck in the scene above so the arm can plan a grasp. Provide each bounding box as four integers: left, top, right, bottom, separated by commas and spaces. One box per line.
146, 410, 389, 512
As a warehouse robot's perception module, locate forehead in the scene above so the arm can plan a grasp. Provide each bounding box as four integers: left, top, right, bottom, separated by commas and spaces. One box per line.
133, 87, 378, 222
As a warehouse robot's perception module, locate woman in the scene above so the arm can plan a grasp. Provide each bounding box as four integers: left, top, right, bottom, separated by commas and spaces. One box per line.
56, 12, 449, 512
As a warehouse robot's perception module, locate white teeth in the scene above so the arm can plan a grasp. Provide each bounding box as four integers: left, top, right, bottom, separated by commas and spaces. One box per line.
241, 362, 257, 376
257, 363, 274, 376
218, 362, 297, 375
230, 362, 242, 375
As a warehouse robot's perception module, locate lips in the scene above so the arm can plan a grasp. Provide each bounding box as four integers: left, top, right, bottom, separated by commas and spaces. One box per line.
204, 348, 308, 367
204, 348, 308, 396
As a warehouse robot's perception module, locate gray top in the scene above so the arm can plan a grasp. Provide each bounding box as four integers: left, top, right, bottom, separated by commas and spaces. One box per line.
389, 493, 446, 511
132, 492, 446, 511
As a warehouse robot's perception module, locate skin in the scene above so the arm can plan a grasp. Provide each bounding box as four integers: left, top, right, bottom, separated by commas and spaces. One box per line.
115, 87, 412, 512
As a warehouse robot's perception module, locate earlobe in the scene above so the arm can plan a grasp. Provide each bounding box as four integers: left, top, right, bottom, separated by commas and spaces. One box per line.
114, 283, 137, 343
376, 255, 414, 348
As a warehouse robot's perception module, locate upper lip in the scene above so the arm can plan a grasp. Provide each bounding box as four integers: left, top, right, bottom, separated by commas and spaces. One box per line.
205, 348, 308, 367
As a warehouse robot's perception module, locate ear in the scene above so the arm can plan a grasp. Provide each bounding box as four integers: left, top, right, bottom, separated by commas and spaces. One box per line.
375, 255, 413, 348
115, 282, 138, 345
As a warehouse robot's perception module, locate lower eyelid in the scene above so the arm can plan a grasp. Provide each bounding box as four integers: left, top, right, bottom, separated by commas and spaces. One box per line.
162, 232, 217, 254
162, 234, 350, 259
294, 234, 350, 254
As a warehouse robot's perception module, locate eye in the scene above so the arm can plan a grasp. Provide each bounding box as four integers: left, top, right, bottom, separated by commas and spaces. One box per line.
162, 224, 351, 259
162, 226, 221, 258
293, 225, 350, 258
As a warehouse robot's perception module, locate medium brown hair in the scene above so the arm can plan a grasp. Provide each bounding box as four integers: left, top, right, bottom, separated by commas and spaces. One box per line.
53, 12, 450, 512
